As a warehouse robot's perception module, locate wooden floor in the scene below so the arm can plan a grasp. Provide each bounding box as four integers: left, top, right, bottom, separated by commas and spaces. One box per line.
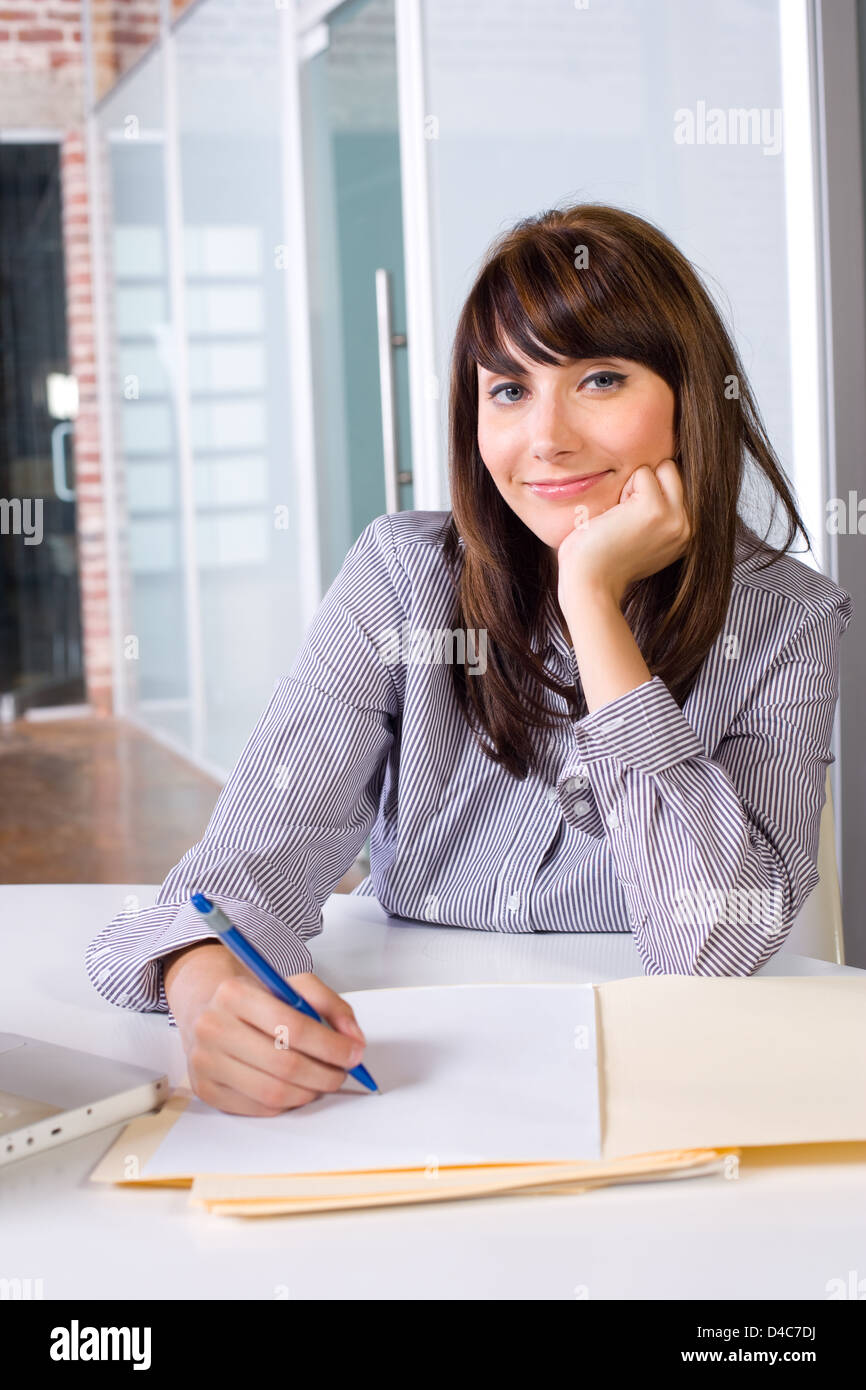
0, 717, 366, 891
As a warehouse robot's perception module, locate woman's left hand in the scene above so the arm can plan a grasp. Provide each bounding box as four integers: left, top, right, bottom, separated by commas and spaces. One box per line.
557, 457, 692, 611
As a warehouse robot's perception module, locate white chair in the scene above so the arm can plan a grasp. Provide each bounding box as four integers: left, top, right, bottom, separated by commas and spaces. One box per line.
779, 769, 845, 963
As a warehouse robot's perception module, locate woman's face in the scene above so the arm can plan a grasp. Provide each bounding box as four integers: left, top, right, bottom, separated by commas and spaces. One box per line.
476, 343, 676, 552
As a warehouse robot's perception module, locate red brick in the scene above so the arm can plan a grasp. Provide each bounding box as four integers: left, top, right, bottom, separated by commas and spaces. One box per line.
111, 27, 150, 43
17, 26, 65, 39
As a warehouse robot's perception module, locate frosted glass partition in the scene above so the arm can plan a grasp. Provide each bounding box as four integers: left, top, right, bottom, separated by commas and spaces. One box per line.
300, 0, 412, 590
97, 55, 192, 751
421, 0, 796, 540
175, 0, 304, 771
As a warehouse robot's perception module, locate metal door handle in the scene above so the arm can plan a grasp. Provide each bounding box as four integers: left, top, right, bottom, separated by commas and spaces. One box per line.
375, 268, 411, 513
51, 421, 75, 502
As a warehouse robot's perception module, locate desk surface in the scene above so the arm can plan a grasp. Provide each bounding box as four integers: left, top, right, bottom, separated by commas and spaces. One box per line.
1, 883, 864, 1301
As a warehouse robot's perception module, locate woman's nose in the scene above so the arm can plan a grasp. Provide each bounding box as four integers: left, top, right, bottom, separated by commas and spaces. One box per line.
529, 393, 583, 460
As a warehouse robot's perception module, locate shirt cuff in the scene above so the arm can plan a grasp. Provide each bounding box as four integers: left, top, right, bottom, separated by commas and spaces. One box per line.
563, 675, 706, 777
85, 893, 317, 1022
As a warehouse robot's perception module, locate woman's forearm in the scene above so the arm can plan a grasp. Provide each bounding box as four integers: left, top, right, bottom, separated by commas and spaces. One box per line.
562, 585, 653, 714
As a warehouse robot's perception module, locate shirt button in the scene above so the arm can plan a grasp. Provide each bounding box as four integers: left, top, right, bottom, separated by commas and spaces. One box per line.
506, 892, 520, 911
606, 810, 620, 829
546, 787, 558, 805
423, 894, 439, 920
566, 774, 587, 793
574, 799, 590, 814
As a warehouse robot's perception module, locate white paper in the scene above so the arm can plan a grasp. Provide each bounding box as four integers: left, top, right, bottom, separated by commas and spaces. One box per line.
142, 983, 601, 1176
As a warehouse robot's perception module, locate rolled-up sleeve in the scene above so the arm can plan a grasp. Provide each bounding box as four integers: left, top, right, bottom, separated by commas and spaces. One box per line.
556, 592, 853, 975
85, 515, 404, 1025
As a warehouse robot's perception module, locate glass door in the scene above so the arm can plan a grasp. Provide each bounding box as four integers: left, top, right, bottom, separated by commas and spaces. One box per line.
0, 142, 85, 717
299, 0, 413, 589
96, 56, 193, 753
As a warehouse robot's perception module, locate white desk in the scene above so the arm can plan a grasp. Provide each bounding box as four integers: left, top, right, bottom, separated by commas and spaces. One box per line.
1, 883, 864, 1301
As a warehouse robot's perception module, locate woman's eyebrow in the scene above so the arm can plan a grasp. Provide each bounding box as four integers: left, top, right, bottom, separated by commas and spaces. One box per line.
479, 362, 530, 379
479, 358, 559, 378
479, 356, 621, 379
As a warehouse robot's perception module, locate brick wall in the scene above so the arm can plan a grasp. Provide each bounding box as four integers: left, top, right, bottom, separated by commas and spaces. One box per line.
0, 2, 84, 127
91, 0, 160, 102
0, 1, 164, 108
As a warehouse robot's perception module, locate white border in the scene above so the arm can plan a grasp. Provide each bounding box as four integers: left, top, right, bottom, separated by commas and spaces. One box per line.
780, 0, 827, 573
396, 0, 443, 512
161, 0, 206, 761
281, 6, 323, 616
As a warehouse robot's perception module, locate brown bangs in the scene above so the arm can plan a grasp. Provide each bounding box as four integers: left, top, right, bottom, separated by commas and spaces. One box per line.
463, 223, 682, 396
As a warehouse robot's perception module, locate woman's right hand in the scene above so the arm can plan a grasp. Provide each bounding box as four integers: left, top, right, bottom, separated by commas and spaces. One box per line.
162, 942, 367, 1116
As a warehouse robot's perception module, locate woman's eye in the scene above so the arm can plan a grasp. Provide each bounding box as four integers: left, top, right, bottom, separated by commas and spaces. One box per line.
488, 371, 626, 404
489, 382, 525, 404
583, 371, 625, 392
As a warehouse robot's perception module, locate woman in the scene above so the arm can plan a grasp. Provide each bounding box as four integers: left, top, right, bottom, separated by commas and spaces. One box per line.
86, 202, 852, 1117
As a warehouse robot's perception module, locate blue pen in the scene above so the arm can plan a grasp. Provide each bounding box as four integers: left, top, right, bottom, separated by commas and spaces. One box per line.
189, 893, 379, 1094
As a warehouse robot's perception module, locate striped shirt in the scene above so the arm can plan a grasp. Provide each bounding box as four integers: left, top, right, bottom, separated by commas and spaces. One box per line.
85, 509, 853, 1023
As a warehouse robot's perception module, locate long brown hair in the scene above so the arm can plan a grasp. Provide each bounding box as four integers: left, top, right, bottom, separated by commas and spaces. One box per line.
439, 201, 810, 779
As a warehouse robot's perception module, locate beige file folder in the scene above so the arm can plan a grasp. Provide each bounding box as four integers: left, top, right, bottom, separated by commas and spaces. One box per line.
90, 975, 866, 1216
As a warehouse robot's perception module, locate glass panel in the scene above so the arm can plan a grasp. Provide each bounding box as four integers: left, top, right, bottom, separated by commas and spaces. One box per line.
422, 0, 795, 529
96, 53, 192, 748
0, 144, 85, 714
176, 0, 305, 770
300, 0, 412, 589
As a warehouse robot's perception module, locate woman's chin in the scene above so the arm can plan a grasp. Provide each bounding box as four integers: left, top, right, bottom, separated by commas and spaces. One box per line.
521, 511, 593, 552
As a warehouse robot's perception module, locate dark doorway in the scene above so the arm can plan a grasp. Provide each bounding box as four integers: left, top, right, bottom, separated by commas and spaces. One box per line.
0, 142, 84, 715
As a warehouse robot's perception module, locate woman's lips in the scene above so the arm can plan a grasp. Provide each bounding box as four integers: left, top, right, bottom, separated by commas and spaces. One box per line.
525, 470, 611, 498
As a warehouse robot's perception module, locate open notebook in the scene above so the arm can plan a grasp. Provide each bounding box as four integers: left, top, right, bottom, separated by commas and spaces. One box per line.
90, 975, 866, 1216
